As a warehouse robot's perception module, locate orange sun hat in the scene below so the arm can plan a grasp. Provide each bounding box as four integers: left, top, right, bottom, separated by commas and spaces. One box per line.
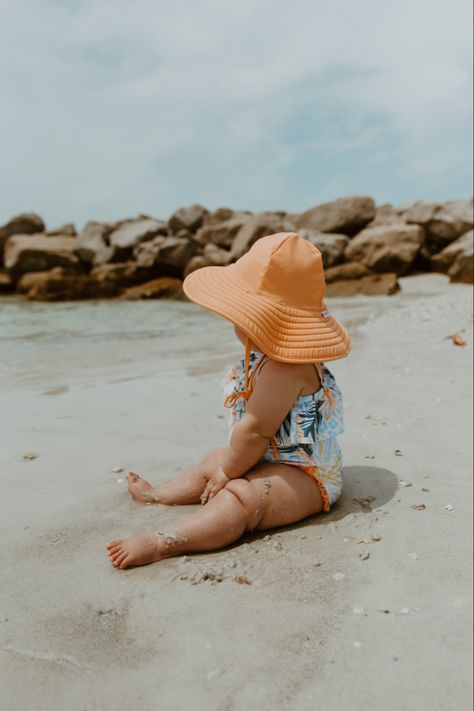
183, 232, 351, 363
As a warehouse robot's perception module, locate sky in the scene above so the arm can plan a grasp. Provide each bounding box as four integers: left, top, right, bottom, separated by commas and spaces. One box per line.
0, 0, 472, 230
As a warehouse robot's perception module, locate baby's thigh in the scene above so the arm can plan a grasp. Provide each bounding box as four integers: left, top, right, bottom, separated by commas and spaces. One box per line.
245, 462, 324, 530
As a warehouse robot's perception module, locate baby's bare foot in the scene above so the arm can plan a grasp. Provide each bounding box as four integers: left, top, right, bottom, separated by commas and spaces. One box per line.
107, 534, 164, 569
127, 472, 160, 503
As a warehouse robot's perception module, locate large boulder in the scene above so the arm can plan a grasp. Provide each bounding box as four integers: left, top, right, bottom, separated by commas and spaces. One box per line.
401, 200, 441, 225
4, 234, 81, 281
133, 235, 200, 277
297, 196, 375, 235
401, 198, 473, 252
344, 224, 424, 275
47, 223, 76, 236
76, 221, 115, 265
108, 218, 167, 260
324, 262, 372, 283
426, 199, 473, 246
202, 243, 232, 266
230, 213, 296, 259
89, 262, 156, 289
299, 230, 350, 268
326, 273, 400, 297
121, 277, 183, 300
0, 212, 45, 262
204, 207, 237, 225
169, 204, 208, 233
17, 267, 118, 301
366, 204, 406, 228
431, 229, 473, 284
195, 213, 250, 248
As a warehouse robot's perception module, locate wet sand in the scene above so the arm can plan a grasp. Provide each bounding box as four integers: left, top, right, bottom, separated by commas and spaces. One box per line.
0, 274, 472, 711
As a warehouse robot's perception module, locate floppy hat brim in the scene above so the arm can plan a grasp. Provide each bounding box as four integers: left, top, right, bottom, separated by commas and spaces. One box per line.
183, 264, 351, 363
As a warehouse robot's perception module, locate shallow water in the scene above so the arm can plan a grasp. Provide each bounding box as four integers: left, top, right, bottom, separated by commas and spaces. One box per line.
0, 275, 457, 394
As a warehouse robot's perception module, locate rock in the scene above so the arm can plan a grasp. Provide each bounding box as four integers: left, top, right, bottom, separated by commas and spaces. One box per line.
204, 207, 235, 225
366, 204, 406, 228
324, 262, 372, 283
402, 200, 441, 225
47, 223, 76, 236
427, 199, 473, 246
344, 224, 424, 275
297, 196, 375, 235
299, 230, 350, 268
430, 229, 472, 271
326, 273, 399, 297
430, 229, 473, 284
401, 198, 473, 251
108, 218, 167, 260
134, 236, 200, 277
0, 212, 45, 262
184, 255, 208, 278
230, 213, 296, 259
4, 234, 81, 281
76, 221, 115, 266
89, 262, 156, 289
121, 277, 183, 300
17, 267, 117, 301
196, 214, 250, 248
169, 204, 208, 233
203, 243, 232, 266
0, 270, 14, 293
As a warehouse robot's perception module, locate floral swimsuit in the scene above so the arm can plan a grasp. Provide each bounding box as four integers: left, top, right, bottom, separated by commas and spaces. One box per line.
221, 349, 345, 511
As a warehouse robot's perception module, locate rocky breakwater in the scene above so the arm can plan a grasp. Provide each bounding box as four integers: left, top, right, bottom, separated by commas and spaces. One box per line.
0, 196, 472, 301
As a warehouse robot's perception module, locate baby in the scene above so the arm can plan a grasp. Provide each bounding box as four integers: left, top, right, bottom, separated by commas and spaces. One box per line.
107, 232, 351, 569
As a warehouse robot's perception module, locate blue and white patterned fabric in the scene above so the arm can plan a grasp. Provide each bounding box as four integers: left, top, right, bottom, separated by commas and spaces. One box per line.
221, 350, 345, 510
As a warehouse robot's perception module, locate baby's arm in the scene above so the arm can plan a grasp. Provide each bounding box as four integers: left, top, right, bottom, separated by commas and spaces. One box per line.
201, 361, 304, 503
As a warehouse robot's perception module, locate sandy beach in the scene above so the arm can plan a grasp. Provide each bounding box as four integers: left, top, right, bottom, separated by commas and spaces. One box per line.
0, 273, 472, 711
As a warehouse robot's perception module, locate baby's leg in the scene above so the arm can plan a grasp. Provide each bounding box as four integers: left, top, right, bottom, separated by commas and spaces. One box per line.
127, 448, 227, 505
107, 462, 323, 569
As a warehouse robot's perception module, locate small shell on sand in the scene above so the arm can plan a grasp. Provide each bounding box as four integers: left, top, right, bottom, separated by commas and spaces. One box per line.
359, 552, 370, 560
111, 466, 123, 473
23, 453, 38, 461
444, 504, 454, 511
235, 575, 252, 585
410, 504, 426, 511
452, 334, 467, 346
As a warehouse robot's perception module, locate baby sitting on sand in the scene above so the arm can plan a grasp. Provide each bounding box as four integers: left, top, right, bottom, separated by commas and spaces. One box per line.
107, 232, 351, 569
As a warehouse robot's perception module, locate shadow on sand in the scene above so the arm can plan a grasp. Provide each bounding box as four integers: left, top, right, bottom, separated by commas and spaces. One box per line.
244, 464, 399, 541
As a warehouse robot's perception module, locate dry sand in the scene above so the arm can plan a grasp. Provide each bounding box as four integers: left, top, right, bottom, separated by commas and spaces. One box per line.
0, 274, 472, 711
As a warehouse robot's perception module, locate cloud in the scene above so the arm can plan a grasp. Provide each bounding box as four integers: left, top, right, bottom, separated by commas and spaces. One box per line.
0, 0, 472, 228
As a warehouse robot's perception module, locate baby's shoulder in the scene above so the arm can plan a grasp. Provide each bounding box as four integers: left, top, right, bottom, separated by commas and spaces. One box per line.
258, 358, 317, 391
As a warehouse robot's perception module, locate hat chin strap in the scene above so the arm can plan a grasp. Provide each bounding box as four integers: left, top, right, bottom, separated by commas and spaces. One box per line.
223, 336, 254, 408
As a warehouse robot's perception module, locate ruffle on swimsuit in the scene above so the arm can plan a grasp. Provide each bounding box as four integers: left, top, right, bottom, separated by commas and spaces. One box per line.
221, 342, 345, 511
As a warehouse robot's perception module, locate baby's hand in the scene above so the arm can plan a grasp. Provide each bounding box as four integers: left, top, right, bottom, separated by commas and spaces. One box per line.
200, 466, 230, 506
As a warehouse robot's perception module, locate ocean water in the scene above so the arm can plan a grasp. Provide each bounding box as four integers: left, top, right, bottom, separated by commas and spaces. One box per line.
0, 298, 246, 392
3, 280, 450, 395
